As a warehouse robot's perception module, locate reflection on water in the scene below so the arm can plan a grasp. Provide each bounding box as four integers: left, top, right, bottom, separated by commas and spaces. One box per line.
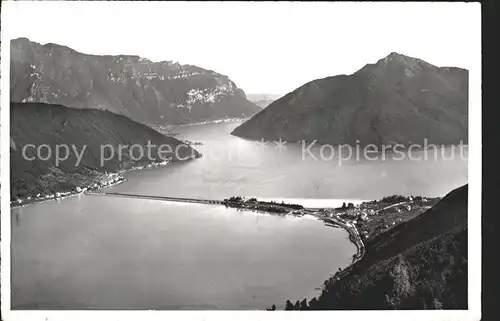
108, 121, 468, 200
11, 121, 467, 310
15, 210, 20, 226
12, 196, 355, 310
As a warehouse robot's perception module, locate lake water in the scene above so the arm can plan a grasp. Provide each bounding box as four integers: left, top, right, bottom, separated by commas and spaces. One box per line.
11, 121, 468, 310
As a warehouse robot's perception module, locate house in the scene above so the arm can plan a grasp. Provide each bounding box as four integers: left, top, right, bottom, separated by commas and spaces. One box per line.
359, 212, 368, 221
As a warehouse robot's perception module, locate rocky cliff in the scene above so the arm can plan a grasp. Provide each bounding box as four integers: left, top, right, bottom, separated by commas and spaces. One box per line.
10, 38, 261, 125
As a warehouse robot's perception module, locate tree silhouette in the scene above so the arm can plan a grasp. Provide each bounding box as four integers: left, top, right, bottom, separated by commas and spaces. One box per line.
266, 304, 277, 311
309, 297, 319, 310
285, 300, 294, 310
300, 298, 309, 310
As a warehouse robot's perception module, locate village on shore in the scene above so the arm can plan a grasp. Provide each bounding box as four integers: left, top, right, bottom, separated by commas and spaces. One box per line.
221, 194, 440, 243
317, 195, 440, 242
10, 158, 180, 208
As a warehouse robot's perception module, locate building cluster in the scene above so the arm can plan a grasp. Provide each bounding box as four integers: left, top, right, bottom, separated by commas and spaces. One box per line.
332, 207, 375, 223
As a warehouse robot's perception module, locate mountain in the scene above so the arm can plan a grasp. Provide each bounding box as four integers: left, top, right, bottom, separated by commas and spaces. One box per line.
246, 93, 282, 108
232, 53, 468, 146
10, 102, 200, 201
292, 184, 468, 310
10, 38, 261, 126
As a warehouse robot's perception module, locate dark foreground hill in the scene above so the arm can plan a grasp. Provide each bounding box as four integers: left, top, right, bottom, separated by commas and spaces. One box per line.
288, 184, 468, 310
11, 102, 199, 201
10, 38, 261, 126
232, 53, 468, 146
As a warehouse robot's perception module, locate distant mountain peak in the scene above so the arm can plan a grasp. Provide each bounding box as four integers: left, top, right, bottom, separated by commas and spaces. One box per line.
375, 52, 436, 70
384, 51, 416, 61
388, 51, 404, 58
232, 53, 468, 146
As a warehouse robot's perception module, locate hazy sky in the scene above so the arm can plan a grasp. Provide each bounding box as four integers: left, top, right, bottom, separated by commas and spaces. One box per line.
2, 1, 480, 95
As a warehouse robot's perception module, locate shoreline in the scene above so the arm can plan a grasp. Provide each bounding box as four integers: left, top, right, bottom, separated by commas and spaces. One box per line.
10, 174, 126, 210
169, 117, 247, 128
10, 157, 200, 210
153, 117, 247, 133
319, 214, 365, 265
304, 195, 441, 287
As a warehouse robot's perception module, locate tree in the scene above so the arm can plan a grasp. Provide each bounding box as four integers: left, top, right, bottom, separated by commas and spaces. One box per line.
309, 297, 319, 310
266, 304, 276, 311
300, 298, 309, 310
342, 202, 347, 209
348, 202, 354, 209
294, 300, 301, 310
285, 300, 294, 310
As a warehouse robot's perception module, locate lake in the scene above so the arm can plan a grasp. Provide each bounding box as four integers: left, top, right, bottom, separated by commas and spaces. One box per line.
11, 121, 468, 309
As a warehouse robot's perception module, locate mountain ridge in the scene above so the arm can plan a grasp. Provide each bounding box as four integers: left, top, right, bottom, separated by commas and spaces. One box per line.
246, 93, 282, 108
10, 102, 200, 201
10, 38, 261, 126
232, 52, 468, 146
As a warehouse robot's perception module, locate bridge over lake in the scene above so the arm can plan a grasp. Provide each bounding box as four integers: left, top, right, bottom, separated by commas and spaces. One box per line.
86, 191, 226, 205
86, 191, 342, 210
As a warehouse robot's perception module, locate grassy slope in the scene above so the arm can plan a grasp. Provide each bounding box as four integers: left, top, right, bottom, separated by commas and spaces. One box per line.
291, 184, 468, 310
10, 102, 200, 200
